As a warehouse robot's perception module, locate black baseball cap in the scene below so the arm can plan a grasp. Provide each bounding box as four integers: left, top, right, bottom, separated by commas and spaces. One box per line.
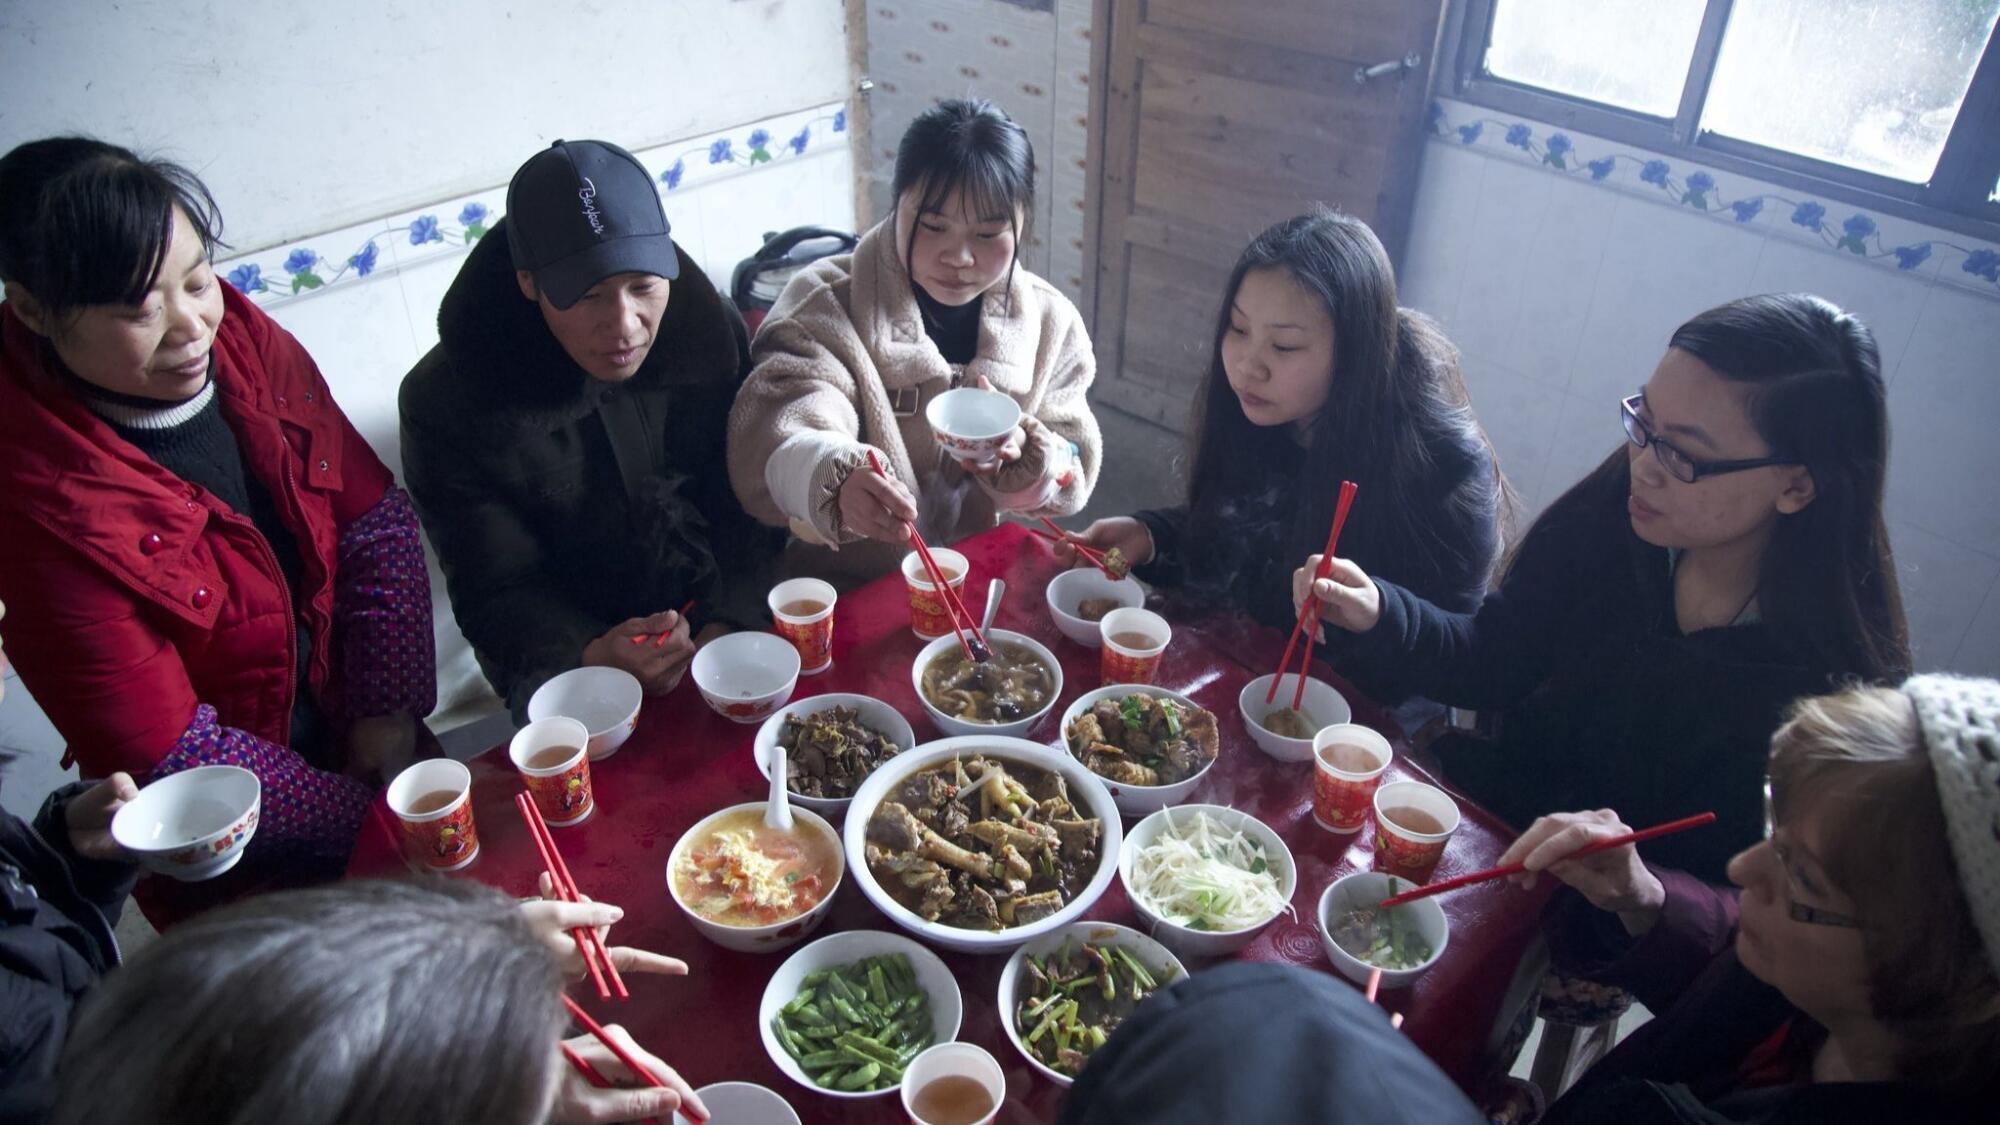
505, 139, 679, 310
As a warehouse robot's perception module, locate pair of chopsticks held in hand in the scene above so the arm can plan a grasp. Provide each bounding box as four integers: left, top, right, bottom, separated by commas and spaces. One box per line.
516, 795, 705, 1122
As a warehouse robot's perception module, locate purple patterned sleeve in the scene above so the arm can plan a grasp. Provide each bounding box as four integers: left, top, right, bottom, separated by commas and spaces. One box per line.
333, 486, 437, 719
155, 704, 371, 868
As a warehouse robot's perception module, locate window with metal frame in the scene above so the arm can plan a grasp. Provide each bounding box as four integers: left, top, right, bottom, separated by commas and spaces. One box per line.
1446, 0, 2000, 242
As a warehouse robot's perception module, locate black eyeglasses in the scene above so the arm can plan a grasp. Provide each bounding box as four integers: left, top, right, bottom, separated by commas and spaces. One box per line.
1762, 778, 1860, 929
1621, 395, 1799, 484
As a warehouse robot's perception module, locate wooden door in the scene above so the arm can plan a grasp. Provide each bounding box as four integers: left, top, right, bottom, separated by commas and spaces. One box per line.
1083, 0, 1447, 428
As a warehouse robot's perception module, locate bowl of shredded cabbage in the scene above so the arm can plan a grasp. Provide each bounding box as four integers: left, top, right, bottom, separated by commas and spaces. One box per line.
1118, 804, 1297, 959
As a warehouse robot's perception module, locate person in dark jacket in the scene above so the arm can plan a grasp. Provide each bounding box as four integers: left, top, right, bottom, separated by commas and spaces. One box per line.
400, 139, 782, 720
1307, 295, 1909, 881
0, 139, 436, 925
1057, 208, 1503, 712
1057, 961, 1485, 1125
1498, 676, 2000, 1123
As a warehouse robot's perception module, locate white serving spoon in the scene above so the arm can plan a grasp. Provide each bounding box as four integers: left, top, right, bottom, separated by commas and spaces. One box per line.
982, 578, 1006, 638
765, 732, 795, 833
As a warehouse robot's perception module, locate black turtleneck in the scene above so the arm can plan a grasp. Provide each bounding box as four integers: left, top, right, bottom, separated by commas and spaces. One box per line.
913, 283, 981, 366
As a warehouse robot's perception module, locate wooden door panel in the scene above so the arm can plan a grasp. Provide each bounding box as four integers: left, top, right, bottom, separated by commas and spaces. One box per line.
1144, 0, 1429, 63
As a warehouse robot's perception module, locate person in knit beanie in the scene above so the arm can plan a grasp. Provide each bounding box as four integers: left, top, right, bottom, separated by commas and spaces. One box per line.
1484, 675, 2000, 1124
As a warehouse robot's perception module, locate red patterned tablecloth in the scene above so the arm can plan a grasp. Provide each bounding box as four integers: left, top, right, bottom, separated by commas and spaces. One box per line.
349, 522, 1545, 1121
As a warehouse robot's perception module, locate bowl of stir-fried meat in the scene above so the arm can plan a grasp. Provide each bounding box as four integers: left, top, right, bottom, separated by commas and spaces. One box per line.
1044, 569, 1144, 648
754, 695, 917, 815
912, 629, 1063, 738
996, 921, 1184, 1086
1058, 687, 1219, 814
842, 737, 1122, 954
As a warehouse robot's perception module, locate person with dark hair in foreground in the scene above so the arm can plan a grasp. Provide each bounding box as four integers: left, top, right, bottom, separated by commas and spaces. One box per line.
0, 137, 436, 924
1508, 676, 2000, 1123
1306, 294, 1909, 881
51, 878, 705, 1125
1057, 961, 1485, 1125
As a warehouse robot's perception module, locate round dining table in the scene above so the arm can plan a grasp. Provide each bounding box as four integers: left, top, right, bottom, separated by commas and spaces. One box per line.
349, 522, 1547, 1122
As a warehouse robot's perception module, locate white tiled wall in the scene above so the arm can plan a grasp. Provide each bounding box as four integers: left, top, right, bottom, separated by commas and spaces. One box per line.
863, 0, 1094, 302
1402, 102, 2000, 675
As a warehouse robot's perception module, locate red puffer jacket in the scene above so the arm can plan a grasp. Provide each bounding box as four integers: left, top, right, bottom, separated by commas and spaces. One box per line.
0, 285, 435, 919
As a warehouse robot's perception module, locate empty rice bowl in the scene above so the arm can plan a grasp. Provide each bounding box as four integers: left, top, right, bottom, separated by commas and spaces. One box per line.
674, 1083, 799, 1125
1055, 685, 1218, 815
1119, 803, 1297, 959
758, 930, 963, 1099
110, 765, 262, 881
692, 632, 801, 724
843, 737, 1122, 955
1238, 673, 1352, 762
1045, 568, 1145, 648
527, 665, 643, 759
753, 694, 917, 817
1317, 869, 1449, 989
996, 921, 1186, 1087
911, 628, 1064, 739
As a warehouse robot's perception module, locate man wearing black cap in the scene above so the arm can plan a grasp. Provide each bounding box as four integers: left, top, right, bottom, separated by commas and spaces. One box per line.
399, 139, 781, 719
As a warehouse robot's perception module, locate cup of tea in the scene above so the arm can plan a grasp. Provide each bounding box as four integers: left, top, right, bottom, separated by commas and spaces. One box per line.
901, 1042, 1004, 1125
509, 716, 595, 827
386, 759, 480, 872
768, 577, 837, 676
1372, 780, 1462, 882
1098, 607, 1170, 685
1311, 724, 1394, 833
902, 547, 969, 640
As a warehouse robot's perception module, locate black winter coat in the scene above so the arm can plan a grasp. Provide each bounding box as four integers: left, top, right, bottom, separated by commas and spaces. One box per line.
0, 783, 136, 1125
400, 221, 784, 717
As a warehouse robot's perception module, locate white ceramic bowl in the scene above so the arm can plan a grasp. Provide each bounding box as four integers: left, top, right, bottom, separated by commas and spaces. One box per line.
692, 632, 802, 724
758, 929, 965, 1100
1044, 569, 1145, 648
674, 1082, 800, 1125
1237, 673, 1354, 762
1055, 685, 1218, 815
528, 666, 643, 759
995, 921, 1186, 1087
110, 765, 261, 881
844, 737, 1123, 955
1316, 869, 1449, 989
911, 628, 1064, 739
753, 694, 918, 817
1120, 803, 1298, 960
666, 802, 844, 952
926, 387, 1022, 468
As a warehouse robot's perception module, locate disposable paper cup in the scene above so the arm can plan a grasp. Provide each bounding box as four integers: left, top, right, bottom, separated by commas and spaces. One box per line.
769, 578, 837, 675
1311, 724, 1394, 833
508, 717, 594, 827
1372, 780, 1462, 883
900, 1042, 1004, 1125
902, 548, 970, 640
386, 759, 479, 871
1098, 606, 1169, 685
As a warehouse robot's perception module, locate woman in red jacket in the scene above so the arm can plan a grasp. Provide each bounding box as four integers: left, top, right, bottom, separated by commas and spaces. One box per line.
0, 137, 435, 922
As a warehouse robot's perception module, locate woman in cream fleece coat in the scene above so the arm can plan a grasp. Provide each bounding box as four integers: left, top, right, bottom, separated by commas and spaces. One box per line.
728, 99, 1101, 585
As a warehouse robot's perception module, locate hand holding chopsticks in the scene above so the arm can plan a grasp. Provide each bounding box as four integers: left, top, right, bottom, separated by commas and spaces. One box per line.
1268, 481, 1358, 708
1030, 517, 1123, 580
517, 793, 626, 999
524, 873, 690, 982
557, 1003, 708, 1123
1380, 810, 1716, 913
866, 451, 991, 662
628, 600, 696, 649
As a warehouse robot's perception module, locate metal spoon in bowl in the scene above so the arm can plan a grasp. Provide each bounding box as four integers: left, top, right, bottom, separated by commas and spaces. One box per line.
765, 734, 795, 833
982, 578, 1006, 639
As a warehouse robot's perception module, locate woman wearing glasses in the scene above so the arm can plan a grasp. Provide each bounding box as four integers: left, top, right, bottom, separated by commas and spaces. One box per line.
1304, 294, 1908, 880
1496, 676, 2000, 1122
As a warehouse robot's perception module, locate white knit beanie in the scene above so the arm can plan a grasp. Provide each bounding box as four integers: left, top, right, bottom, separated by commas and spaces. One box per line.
1905, 674, 2000, 977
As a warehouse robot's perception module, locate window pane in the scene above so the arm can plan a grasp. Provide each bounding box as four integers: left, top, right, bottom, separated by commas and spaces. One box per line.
1703, 0, 2000, 183
1484, 0, 1708, 117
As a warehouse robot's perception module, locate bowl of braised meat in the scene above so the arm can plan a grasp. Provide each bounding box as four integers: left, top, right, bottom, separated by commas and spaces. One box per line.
842, 737, 1122, 954
754, 695, 917, 816
1058, 686, 1219, 814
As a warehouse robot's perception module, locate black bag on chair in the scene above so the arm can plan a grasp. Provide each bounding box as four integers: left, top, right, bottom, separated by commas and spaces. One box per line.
730, 226, 857, 334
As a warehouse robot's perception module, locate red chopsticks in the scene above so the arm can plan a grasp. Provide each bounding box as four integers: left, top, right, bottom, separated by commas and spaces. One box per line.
1032, 516, 1120, 580
630, 600, 697, 649
1267, 481, 1359, 708
562, 994, 694, 1123
867, 451, 989, 661
1377, 811, 1719, 908
516, 793, 627, 1000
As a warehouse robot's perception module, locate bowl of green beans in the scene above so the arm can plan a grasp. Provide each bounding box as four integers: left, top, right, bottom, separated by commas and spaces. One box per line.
758, 930, 964, 1098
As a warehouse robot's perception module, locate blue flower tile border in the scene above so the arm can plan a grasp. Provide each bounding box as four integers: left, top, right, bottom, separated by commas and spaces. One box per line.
221, 103, 848, 304
1428, 99, 2000, 299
